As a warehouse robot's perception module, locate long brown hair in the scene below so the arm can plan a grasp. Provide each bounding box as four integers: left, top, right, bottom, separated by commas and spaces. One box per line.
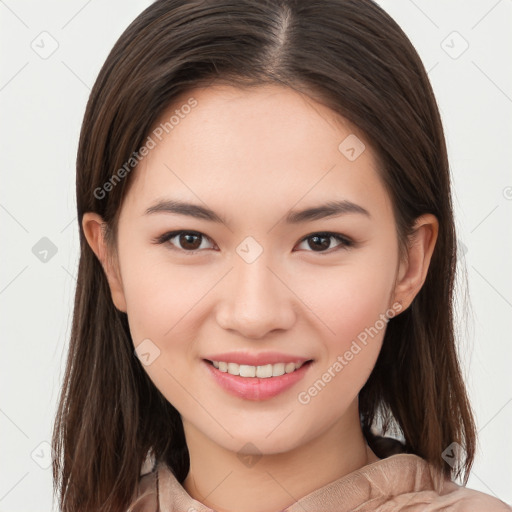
52, 0, 477, 510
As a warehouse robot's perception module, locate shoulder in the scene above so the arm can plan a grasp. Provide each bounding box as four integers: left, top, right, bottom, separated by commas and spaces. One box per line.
373, 454, 512, 511
365, 436, 511, 511
434, 478, 512, 511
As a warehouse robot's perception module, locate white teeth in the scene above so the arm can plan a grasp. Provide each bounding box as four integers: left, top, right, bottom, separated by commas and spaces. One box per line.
256, 364, 272, 378
211, 360, 306, 377
285, 362, 296, 374
239, 364, 256, 377
272, 362, 285, 377
227, 362, 239, 375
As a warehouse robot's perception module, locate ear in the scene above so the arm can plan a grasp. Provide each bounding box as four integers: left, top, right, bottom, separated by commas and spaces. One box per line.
82, 212, 127, 313
392, 214, 439, 311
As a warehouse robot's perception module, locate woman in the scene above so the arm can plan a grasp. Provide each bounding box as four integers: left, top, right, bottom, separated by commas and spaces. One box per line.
52, 0, 512, 510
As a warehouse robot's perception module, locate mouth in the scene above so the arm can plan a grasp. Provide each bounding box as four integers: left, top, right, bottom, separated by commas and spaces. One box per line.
202, 358, 314, 401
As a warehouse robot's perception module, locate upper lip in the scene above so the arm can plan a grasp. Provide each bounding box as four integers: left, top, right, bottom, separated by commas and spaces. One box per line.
203, 351, 312, 366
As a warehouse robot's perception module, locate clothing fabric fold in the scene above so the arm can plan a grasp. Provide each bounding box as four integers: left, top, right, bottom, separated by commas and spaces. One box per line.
127, 445, 511, 512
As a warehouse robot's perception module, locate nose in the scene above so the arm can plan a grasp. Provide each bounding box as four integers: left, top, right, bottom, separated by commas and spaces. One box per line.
215, 252, 296, 339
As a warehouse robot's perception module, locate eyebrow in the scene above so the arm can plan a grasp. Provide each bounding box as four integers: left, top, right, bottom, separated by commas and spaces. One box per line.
144, 198, 371, 225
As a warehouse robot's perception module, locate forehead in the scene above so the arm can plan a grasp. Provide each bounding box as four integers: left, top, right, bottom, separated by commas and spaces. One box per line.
120, 84, 392, 224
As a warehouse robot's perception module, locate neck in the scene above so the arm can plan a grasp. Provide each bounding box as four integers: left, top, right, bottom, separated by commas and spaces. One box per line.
182, 401, 379, 512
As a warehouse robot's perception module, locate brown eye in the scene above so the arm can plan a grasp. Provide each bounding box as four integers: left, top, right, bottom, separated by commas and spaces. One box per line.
154, 231, 215, 253
296, 232, 353, 253
178, 232, 202, 250
307, 234, 331, 251
154, 230, 353, 255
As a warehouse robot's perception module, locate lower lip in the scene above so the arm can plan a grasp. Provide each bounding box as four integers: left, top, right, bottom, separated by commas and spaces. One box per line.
203, 360, 313, 401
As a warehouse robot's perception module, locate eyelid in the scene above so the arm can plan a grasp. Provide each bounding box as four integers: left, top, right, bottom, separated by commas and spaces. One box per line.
296, 231, 354, 253
152, 230, 216, 252
152, 230, 355, 254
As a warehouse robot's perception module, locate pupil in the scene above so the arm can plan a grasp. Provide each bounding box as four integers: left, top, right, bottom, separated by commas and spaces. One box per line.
309, 235, 329, 251
181, 233, 200, 250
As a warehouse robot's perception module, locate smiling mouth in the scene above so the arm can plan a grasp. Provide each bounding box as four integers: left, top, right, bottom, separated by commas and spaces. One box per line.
204, 359, 314, 378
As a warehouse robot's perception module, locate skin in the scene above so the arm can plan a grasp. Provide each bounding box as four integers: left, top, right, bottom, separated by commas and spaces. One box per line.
83, 83, 438, 512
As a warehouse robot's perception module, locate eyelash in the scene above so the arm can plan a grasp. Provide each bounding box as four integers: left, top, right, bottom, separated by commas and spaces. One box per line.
152, 230, 354, 255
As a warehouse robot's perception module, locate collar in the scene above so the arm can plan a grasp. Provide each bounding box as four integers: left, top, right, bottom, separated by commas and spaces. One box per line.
128, 451, 452, 512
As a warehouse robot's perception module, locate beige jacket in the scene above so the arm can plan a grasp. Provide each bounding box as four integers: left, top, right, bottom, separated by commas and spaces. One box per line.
127, 450, 511, 511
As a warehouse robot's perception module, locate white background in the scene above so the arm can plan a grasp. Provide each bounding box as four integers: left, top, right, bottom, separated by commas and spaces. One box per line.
1, 1, 511, 510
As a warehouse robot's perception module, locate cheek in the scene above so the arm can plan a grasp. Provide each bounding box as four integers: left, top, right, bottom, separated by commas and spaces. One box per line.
294, 252, 396, 403
120, 257, 209, 411
301, 258, 396, 347
295, 278, 390, 432
119, 243, 212, 345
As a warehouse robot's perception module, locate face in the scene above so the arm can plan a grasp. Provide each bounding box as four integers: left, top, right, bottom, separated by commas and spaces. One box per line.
101, 84, 407, 455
